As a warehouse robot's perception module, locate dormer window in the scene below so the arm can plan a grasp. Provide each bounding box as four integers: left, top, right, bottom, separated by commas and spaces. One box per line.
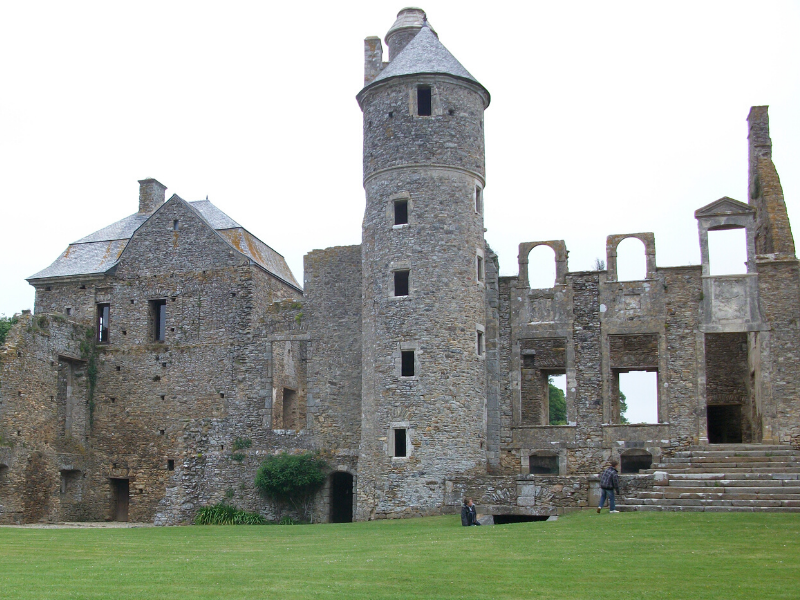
417, 86, 432, 116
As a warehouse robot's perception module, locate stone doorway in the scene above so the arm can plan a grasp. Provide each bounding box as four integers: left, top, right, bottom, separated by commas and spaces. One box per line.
329, 472, 353, 523
110, 478, 129, 522
704, 333, 752, 443
707, 405, 743, 444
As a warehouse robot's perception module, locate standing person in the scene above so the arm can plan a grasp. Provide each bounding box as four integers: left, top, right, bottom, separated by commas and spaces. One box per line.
597, 459, 621, 513
461, 497, 481, 526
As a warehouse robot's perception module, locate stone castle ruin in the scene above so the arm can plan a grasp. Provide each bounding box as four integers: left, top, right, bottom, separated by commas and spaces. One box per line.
2, 8, 800, 524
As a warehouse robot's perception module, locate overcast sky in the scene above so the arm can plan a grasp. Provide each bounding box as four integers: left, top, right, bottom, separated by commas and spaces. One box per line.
1, 0, 799, 321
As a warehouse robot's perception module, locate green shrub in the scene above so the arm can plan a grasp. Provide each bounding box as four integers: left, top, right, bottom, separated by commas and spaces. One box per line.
194, 503, 268, 525
0, 314, 18, 345
255, 452, 327, 523
231, 452, 246, 462
232, 437, 252, 451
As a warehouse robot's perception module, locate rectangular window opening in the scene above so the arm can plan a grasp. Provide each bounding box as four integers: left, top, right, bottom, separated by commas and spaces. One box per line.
394, 270, 410, 297
97, 304, 110, 343
394, 199, 408, 225
394, 428, 407, 457
475, 187, 482, 213
618, 370, 658, 424
477, 330, 485, 356
417, 86, 432, 116
401, 350, 415, 377
172, 220, 179, 231
476, 255, 484, 283
167, 459, 175, 471
150, 299, 167, 342
547, 373, 567, 425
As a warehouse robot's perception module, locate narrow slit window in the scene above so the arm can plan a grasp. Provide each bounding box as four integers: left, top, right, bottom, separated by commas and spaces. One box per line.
477, 330, 485, 356
394, 270, 410, 296
475, 187, 482, 213
97, 304, 110, 343
167, 459, 175, 471
401, 350, 415, 377
150, 299, 167, 342
394, 429, 407, 457
476, 255, 484, 283
394, 199, 408, 225
172, 219, 179, 231
417, 86, 432, 116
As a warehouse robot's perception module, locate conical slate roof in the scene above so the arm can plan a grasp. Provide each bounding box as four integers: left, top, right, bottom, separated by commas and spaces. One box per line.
370, 25, 486, 93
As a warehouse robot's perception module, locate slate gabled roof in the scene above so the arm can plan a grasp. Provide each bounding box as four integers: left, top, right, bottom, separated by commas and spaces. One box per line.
369, 25, 488, 99
29, 199, 301, 290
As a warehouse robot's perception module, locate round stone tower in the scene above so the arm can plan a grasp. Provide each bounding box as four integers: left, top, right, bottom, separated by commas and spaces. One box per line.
356, 9, 491, 519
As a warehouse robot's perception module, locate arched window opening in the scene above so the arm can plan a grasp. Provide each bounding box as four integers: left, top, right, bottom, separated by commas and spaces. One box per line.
708, 227, 747, 275
527, 245, 557, 289
620, 450, 653, 474
616, 237, 647, 281
529, 452, 559, 475
618, 371, 658, 424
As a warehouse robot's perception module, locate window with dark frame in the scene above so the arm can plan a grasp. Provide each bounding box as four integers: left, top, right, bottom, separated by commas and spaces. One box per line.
477, 330, 484, 356
394, 428, 407, 457
394, 199, 408, 225
475, 186, 482, 213
150, 299, 167, 342
417, 86, 432, 116
394, 270, 410, 296
401, 350, 415, 377
477, 255, 484, 283
97, 304, 110, 343
167, 459, 175, 471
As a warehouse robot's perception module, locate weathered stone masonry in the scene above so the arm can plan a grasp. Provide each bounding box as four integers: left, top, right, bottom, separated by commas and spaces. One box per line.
2, 8, 799, 524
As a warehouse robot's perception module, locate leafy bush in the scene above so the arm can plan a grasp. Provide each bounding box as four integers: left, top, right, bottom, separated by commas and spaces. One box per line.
231, 452, 246, 462
255, 452, 327, 523
0, 314, 18, 345
194, 503, 268, 525
232, 437, 252, 451
548, 381, 566, 425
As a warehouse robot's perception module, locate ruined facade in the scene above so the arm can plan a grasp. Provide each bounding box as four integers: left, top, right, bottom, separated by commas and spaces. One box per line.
1, 8, 799, 524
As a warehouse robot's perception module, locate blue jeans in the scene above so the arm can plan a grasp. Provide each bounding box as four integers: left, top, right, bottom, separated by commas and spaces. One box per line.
599, 488, 616, 511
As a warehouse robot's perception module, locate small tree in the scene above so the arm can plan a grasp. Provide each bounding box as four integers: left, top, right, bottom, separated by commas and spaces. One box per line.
619, 391, 629, 424
593, 258, 606, 271
255, 452, 327, 523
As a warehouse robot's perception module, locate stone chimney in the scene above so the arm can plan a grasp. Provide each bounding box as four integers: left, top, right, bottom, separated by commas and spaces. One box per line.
364, 36, 384, 86
138, 178, 167, 214
385, 7, 434, 61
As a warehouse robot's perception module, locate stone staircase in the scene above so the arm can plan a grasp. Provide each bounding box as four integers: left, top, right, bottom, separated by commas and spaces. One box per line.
620, 444, 800, 512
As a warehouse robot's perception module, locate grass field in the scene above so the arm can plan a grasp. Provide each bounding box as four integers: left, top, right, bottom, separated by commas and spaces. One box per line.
1, 511, 798, 599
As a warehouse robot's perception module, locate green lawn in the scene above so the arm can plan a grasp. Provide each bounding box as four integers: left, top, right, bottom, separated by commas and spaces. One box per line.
1, 511, 798, 599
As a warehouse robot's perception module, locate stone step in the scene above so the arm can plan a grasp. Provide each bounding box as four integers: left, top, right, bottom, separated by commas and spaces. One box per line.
673, 450, 798, 459
669, 479, 800, 488
687, 444, 793, 452
660, 456, 800, 464
622, 496, 800, 507
619, 505, 800, 513
667, 472, 799, 481
643, 466, 800, 474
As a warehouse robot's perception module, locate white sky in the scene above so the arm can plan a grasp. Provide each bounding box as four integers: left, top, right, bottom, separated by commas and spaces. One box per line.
1, 1, 799, 318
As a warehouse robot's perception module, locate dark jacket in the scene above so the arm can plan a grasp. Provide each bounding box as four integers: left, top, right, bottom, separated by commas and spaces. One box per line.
461, 503, 480, 526
600, 466, 620, 493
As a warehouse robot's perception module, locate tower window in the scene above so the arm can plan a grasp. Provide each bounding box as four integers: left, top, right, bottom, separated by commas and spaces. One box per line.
394, 428, 407, 457
394, 199, 408, 225
401, 350, 415, 377
394, 270, 410, 297
477, 330, 485, 356
417, 86, 432, 116
150, 299, 167, 342
97, 304, 110, 343
475, 186, 483, 213
477, 255, 485, 283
